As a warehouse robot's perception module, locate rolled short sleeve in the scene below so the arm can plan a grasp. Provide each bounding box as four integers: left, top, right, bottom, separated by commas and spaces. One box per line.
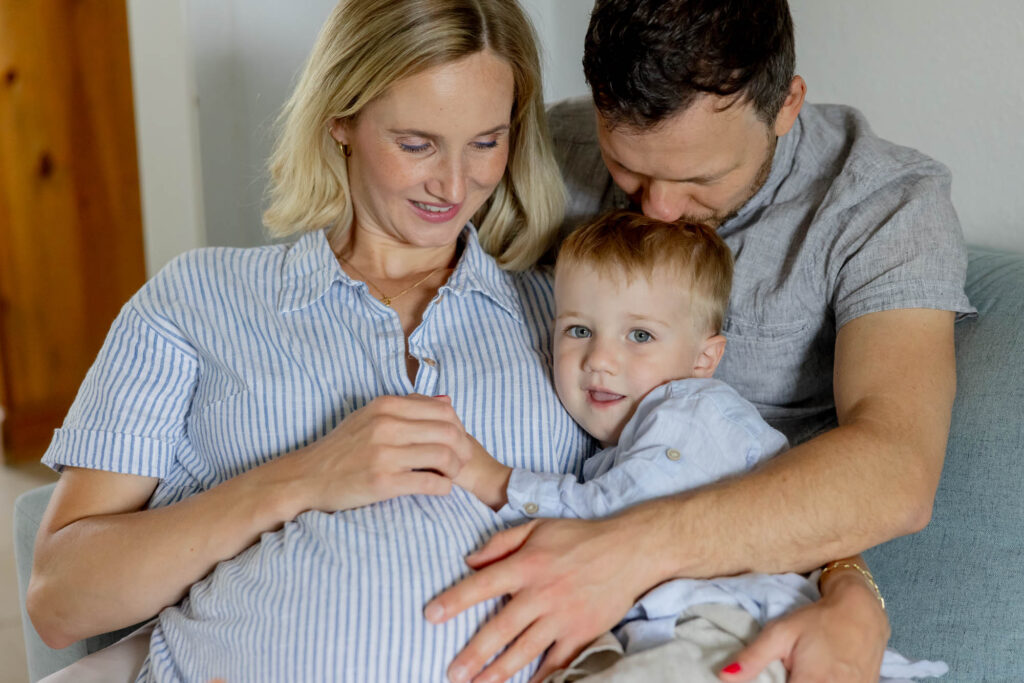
830, 169, 976, 329
42, 303, 199, 478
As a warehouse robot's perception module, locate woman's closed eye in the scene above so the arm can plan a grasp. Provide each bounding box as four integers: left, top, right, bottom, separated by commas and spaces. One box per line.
399, 141, 431, 153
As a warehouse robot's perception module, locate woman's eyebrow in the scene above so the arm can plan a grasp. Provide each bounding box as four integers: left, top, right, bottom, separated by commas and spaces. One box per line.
388, 124, 510, 139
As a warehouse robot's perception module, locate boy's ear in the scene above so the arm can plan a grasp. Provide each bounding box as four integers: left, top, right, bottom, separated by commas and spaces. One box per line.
692, 334, 726, 378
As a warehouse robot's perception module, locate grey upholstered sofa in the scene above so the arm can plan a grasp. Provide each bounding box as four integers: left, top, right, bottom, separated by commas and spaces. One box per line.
14, 246, 1024, 681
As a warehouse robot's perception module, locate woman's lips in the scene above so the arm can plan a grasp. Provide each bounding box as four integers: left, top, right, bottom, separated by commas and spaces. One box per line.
409, 199, 460, 223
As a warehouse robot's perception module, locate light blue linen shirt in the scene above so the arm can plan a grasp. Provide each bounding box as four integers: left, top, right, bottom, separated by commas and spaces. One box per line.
43, 226, 593, 682
498, 378, 946, 680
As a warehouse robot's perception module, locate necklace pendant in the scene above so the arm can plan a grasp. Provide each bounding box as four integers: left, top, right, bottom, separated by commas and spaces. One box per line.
381, 296, 392, 307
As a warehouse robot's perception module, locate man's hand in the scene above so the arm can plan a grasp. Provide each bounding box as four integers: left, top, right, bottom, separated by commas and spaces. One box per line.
424, 517, 651, 683
719, 570, 890, 683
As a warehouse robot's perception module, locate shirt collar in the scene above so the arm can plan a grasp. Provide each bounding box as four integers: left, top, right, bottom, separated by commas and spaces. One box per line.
278, 229, 344, 313
277, 225, 522, 321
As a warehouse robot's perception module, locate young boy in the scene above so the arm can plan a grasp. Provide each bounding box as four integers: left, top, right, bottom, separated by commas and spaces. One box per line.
457, 210, 946, 682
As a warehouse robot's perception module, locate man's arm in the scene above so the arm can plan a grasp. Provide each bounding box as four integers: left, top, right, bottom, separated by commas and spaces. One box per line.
427, 307, 955, 682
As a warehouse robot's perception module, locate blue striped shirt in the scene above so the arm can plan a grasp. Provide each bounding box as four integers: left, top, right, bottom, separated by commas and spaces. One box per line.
43, 226, 592, 682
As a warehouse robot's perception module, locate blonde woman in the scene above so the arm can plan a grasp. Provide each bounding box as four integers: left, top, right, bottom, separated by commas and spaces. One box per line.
29, 1, 585, 681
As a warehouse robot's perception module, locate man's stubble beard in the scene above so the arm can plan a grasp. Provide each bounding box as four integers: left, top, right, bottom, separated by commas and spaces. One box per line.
681, 135, 778, 230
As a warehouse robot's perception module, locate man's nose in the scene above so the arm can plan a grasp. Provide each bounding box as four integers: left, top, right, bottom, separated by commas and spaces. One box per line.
641, 181, 688, 222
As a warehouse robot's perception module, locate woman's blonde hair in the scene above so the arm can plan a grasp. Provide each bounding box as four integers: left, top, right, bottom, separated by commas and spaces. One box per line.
263, 0, 564, 270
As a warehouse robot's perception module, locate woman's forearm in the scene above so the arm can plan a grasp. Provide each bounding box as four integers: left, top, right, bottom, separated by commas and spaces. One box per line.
27, 456, 308, 649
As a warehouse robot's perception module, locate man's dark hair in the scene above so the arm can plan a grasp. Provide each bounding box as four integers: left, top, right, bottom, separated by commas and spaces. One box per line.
583, 0, 795, 129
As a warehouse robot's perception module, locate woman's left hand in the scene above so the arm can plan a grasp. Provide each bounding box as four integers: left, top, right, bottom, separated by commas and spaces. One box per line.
718, 570, 890, 683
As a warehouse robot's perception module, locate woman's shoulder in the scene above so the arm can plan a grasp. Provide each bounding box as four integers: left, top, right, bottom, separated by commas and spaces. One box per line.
131, 241, 296, 327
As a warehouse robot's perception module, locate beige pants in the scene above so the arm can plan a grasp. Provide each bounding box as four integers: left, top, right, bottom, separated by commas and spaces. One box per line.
546, 603, 787, 683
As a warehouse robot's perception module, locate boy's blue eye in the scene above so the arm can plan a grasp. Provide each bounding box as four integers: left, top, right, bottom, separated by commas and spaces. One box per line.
628, 329, 653, 343
566, 325, 591, 339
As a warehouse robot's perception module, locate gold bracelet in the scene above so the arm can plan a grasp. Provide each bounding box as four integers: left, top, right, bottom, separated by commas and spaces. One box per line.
819, 561, 886, 611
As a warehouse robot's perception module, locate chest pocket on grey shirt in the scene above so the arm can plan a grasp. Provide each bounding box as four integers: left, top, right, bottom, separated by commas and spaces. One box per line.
715, 315, 834, 422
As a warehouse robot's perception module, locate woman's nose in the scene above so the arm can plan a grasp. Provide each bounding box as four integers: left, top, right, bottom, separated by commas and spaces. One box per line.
427, 153, 466, 204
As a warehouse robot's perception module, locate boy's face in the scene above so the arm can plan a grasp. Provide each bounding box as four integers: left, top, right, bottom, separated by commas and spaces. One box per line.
553, 261, 724, 447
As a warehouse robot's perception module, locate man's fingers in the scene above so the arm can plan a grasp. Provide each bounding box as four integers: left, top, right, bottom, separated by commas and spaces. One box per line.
527, 640, 582, 683
442, 599, 544, 683
465, 520, 539, 569
425, 561, 522, 624
468, 620, 556, 683
718, 621, 793, 682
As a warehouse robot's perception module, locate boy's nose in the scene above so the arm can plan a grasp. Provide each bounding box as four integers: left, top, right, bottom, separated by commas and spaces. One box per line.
582, 339, 617, 374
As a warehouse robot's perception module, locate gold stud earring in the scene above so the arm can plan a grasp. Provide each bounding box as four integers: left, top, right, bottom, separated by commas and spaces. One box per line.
339, 142, 352, 158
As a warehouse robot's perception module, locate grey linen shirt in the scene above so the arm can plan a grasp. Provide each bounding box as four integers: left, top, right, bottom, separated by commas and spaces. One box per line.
548, 98, 975, 445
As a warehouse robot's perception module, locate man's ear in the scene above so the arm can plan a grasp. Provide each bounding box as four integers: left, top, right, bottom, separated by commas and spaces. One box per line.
692, 334, 726, 378
773, 75, 806, 137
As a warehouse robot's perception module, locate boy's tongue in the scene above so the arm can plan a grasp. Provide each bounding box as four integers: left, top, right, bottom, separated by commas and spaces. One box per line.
590, 390, 624, 402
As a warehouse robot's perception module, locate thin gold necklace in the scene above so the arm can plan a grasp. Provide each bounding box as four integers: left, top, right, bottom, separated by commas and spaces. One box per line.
341, 258, 442, 307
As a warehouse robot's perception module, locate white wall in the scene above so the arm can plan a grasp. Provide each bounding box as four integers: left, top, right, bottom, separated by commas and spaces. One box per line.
129, 1, 1024, 273
789, 0, 1024, 253
126, 0, 207, 275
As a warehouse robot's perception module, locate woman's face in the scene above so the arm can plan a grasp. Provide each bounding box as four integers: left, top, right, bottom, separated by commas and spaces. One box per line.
332, 50, 515, 250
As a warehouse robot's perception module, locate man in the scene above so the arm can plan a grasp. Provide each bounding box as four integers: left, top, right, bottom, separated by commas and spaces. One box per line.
426, 1, 973, 681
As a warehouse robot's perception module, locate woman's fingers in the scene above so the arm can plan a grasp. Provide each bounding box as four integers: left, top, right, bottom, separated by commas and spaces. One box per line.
718, 620, 792, 682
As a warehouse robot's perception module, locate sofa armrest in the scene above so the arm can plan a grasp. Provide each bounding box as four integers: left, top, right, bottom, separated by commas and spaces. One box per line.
864, 247, 1024, 679
14, 483, 142, 681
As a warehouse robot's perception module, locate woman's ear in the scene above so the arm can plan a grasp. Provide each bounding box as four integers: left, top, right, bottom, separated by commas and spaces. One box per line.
328, 117, 349, 144
692, 334, 726, 378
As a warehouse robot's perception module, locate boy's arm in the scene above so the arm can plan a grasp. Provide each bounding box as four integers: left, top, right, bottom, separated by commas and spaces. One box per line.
501, 389, 781, 521
453, 435, 512, 510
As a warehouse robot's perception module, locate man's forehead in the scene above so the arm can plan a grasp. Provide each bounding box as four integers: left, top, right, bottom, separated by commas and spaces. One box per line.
594, 98, 765, 175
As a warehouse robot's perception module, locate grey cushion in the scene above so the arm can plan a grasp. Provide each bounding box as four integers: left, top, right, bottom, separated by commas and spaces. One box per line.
14, 483, 141, 682
865, 247, 1024, 679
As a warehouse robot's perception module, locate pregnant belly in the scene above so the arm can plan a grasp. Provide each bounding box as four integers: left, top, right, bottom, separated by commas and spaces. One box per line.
146, 491, 533, 683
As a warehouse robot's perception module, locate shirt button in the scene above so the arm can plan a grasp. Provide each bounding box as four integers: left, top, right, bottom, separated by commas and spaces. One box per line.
422, 358, 437, 367
666, 448, 681, 461
523, 502, 539, 515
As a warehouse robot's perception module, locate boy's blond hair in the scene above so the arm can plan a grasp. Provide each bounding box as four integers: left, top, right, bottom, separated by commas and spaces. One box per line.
557, 210, 733, 334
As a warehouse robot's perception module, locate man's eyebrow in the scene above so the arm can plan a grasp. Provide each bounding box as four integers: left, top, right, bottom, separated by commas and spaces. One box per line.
608, 154, 734, 184
388, 124, 510, 138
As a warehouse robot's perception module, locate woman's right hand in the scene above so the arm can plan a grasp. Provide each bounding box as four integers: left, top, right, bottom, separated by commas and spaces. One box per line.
286, 393, 474, 512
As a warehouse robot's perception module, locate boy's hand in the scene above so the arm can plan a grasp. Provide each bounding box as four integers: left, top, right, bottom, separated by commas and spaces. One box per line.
453, 434, 512, 510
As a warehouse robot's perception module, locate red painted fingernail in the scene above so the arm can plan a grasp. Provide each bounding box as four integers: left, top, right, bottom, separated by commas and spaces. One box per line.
722, 662, 742, 674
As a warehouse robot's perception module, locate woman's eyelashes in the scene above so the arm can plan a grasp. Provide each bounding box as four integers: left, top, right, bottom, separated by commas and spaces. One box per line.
396, 138, 502, 154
